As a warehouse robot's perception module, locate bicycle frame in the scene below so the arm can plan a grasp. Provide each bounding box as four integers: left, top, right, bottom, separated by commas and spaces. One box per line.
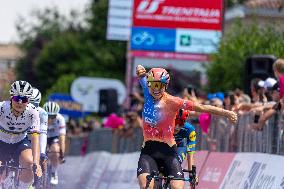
145, 167, 197, 189
0, 158, 27, 189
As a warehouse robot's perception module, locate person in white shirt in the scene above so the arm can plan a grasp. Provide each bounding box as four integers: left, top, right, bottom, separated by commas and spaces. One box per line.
29, 88, 48, 167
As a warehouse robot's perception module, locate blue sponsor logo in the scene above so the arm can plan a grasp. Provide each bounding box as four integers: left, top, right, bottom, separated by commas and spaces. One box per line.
131, 27, 176, 52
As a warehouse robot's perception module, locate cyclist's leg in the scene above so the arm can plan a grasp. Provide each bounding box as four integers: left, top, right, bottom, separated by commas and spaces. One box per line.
18, 138, 33, 188
48, 138, 60, 184
137, 154, 158, 189
163, 150, 184, 189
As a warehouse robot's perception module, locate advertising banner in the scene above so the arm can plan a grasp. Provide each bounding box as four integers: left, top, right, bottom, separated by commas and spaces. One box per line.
133, 0, 223, 30
71, 77, 126, 112
48, 93, 87, 118
221, 153, 284, 189
131, 26, 176, 51
198, 152, 235, 189
130, 50, 209, 61
107, 0, 133, 41
175, 29, 221, 54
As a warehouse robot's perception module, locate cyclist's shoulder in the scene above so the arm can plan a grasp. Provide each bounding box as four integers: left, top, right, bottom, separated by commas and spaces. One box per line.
37, 107, 48, 116
26, 103, 39, 114
56, 113, 65, 121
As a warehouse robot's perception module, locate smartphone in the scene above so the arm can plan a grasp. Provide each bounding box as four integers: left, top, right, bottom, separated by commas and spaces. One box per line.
254, 114, 260, 123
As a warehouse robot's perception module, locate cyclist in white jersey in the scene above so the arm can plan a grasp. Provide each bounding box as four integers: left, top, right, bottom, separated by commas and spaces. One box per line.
29, 88, 48, 166
0, 80, 41, 189
43, 101, 66, 185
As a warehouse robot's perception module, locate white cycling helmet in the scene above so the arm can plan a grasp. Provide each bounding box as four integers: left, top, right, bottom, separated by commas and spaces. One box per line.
10, 80, 33, 97
43, 101, 60, 115
30, 88, 42, 104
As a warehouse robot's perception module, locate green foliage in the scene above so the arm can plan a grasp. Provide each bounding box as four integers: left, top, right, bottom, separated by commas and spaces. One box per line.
16, 0, 127, 97
42, 74, 77, 103
207, 20, 284, 92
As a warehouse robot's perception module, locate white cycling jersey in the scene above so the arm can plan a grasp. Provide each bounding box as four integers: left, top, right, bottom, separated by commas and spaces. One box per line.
38, 106, 48, 154
47, 113, 66, 138
0, 101, 40, 144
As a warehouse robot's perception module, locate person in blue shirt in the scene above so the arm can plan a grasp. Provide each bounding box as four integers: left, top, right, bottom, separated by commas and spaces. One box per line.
174, 109, 197, 179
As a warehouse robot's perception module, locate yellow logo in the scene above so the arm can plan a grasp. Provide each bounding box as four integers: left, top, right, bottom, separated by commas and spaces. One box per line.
189, 131, 196, 141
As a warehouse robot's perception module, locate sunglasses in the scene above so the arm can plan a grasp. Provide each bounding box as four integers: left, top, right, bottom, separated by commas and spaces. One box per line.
48, 115, 57, 119
148, 81, 165, 90
12, 96, 29, 103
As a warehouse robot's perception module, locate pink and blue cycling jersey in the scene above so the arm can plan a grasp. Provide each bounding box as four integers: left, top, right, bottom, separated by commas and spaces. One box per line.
139, 76, 195, 146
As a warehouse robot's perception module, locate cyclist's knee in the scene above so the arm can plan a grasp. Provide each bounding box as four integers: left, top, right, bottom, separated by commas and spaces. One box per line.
138, 173, 154, 189
19, 149, 33, 166
171, 180, 184, 189
50, 143, 60, 153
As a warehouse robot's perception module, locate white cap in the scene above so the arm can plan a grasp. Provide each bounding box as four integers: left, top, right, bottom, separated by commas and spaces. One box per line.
264, 77, 277, 89
258, 80, 265, 88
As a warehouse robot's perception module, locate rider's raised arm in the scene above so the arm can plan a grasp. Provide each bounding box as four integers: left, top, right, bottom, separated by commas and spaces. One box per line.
173, 96, 237, 124
194, 102, 238, 124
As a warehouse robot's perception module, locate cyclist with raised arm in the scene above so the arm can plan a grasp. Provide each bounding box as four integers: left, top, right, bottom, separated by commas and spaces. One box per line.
29, 88, 48, 170
0, 80, 41, 189
136, 65, 237, 189
43, 101, 66, 185
174, 109, 198, 184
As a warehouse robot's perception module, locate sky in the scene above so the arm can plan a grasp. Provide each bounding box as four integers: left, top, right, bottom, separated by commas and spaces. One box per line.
0, 0, 91, 43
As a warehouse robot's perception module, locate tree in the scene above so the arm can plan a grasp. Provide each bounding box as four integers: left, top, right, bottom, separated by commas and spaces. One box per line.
16, 0, 127, 97
207, 20, 284, 92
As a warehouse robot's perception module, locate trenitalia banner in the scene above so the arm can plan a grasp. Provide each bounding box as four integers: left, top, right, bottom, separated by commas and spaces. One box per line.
133, 0, 223, 30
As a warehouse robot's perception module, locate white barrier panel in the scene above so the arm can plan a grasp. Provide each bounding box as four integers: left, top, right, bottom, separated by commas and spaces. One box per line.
220, 153, 284, 189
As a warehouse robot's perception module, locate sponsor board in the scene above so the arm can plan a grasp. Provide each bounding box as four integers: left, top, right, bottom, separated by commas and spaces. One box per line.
130, 50, 209, 61
175, 29, 221, 54
48, 93, 88, 118
133, 0, 223, 30
107, 0, 133, 41
221, 153, 284, 189
71, 77, 126, 112
198, 152, 236, 189
131, 26, 176, 51
220, 153, 271, 189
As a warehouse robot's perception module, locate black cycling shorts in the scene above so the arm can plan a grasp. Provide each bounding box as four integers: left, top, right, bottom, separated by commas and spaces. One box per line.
137, 141, 184, 178
0, 137, 31, 165
47, 136, 59, 146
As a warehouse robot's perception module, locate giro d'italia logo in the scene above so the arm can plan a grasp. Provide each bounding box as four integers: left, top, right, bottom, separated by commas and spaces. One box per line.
137, 0, 165, 14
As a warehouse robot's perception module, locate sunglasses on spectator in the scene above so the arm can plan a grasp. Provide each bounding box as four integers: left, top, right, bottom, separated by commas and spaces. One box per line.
148, 81, 165, 90
12, 96, 29, 103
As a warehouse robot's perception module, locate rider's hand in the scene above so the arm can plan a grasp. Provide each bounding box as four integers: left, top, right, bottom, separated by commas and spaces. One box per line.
136, 65, 146, 77
34, 163, 42, 177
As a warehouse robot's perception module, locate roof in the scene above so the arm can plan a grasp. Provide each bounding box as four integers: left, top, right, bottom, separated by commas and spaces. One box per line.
0, 44, 23, 60
245, 0, 283, 10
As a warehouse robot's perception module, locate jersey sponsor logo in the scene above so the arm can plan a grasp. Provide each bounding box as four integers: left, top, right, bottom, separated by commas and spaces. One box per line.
177, 172, 182, 176
189, 131, 196, 141
145, 116, 158, 127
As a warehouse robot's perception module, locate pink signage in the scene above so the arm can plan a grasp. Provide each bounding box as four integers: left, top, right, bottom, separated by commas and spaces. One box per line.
198, 152, 236, 189
130, 50, 210, 61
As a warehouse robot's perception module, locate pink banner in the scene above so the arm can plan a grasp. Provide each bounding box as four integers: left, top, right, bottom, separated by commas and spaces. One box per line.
133, 0, 223, 30
130, 50, 210, 61
182, 151, 209, 176
198, 152, 236, 189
